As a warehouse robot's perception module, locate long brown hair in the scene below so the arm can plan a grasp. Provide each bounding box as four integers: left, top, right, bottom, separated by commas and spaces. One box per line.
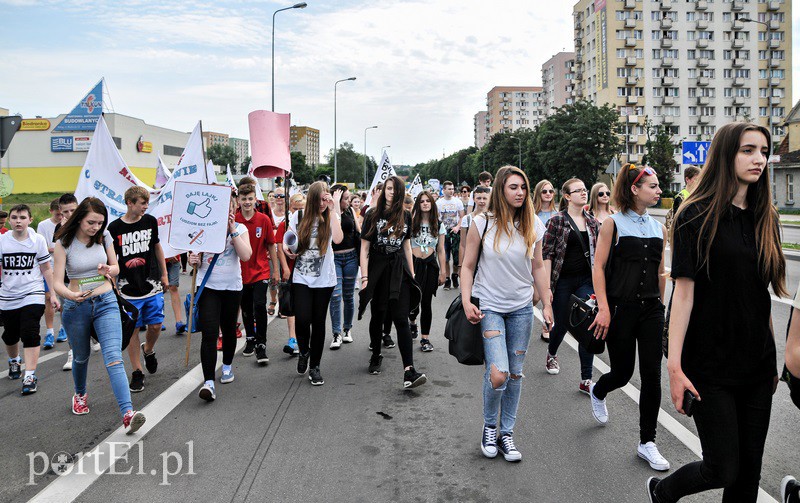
558, 178, 584, 211
411, 191, 440, 237
589, 182, 613, 216
533, 179, 555, 214
296, 181, 332, 256
364, 175, 406, 240
54, 197, 108, 248
612, 163, 654, 214
672, 122, 786, 295
487, 166, 537, 258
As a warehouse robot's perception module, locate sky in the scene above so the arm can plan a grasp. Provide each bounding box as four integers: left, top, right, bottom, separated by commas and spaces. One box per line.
1, 0, 799, 167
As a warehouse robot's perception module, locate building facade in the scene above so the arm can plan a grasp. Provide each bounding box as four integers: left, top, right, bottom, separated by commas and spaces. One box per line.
229, 137, 249, 167
202, 131, 229, 151
486, 86, 548, 139
542, 52, 577, 113
474, 111, 489, 148
289, 126, 320, 168
572, 0, 792, 191
0, 107, 8, 117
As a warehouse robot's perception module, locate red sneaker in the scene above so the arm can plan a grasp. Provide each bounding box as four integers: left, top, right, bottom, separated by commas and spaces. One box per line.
123, 410, 146, 434
579, 379, 593, 395
72, 393, 89, 415
216, 336, 223, 351
235, 322, 243, 339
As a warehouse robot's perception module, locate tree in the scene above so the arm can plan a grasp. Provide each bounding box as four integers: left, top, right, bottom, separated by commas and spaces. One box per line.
323, 142, 377, 187
482, 129, 538, 183
206, 144, 238, 171
535, 101, 621, 188
290, 151, 314, 185
239, 155, 251, 174
641, 118, 677, 196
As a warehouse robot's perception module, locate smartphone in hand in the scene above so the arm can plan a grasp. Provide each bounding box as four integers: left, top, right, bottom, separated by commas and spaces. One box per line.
683, 389, 698, 417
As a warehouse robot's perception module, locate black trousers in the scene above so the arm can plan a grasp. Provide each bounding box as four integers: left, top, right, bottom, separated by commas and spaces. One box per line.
592, 298, 664, 444
241, 280, 269, 345
292, 283, 333, 368
655, 378, 774, 503
409, 255, 439, 336
199, 288, 242, 382
370, 274, 414, 368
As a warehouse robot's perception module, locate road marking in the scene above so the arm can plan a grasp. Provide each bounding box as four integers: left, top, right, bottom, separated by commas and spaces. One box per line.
533, 308, 779, 503
30, 314, 278, 503
0, 350, 66, 379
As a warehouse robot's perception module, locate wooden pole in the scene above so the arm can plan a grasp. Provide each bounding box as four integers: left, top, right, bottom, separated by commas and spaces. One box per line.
184, 262, 199, 366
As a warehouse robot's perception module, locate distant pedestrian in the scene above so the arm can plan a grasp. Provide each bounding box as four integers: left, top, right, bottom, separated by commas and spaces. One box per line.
461, 165, 552, 463
648, 122, 786, 501
329, 184, 360, 348
587, 183, 614, 224
36, 199, 63, 348
459, 186, 490, 280
467, 171, 494, 212
436, 180, 465, 291
533, 180, 557, 226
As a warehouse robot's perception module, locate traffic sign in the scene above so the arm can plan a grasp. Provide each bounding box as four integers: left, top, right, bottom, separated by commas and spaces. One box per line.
0, 116, 23, 159
682, 141, 711, 165
605, 157, 622, 175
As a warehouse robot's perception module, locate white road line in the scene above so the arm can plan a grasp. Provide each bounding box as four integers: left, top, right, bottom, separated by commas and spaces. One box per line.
533, 307, 779, 503
30, 314, 278, 503
0, 350, 66, 379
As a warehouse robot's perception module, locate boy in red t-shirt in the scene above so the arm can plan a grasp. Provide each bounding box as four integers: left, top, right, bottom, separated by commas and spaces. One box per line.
235, 184, 279, 364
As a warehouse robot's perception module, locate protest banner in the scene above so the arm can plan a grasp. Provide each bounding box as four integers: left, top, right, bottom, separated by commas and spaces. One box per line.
155, 155, 171, 188
53, 79, 104, 132
408, 174, 423, 199
246, 162, 264, 201
364, 151, 397, 206
248, 110, 291, 179
225, 165, 236, 189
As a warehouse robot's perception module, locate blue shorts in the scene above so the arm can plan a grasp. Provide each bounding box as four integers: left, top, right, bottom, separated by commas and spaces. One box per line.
129, 293, 165, 328
44, 280, 49, 293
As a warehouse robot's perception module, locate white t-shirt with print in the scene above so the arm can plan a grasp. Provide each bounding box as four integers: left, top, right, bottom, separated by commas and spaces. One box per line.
411, 222, 445, 253
288, 211, 336, 289
197, 223, 246, 291
436, 197, 464, 231
37, 218, 58, 266
471, 213, 546, 314
0, 230, 51, 310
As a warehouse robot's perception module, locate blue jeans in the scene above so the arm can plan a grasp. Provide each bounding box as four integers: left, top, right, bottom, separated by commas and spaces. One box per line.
329, 250, 358, 334
481, 303, 534, 435
548, 274, 595, 380
63, 290, 133, 417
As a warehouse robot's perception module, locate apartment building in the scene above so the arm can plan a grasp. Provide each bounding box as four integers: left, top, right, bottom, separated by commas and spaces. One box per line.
289, 126, 320, 168
474, 111, 489, 148
486, 86, 548, 139
542, 52, 577, 113
202, 131, 230, 150
572, 0, 792, 191
229, 137, 249, 167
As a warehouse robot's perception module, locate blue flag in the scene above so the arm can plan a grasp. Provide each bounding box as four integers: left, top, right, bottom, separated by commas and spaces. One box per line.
53, 80, 104, 132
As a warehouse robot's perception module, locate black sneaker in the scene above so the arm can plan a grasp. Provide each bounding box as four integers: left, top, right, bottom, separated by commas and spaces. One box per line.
420, 339, 434, 352
782, 476, 800, 503
383, 334, 395, 348
242, 339, 256, 357
255, 344, 269, 365
410, 323, 419, 339
451, 272, 459, 288
297, 353, 309, 375
309, 367, 324, 386
646, 477, 662, 503
443, 278, 451, 291
369, 354, 383, 375
21, 374, 38, 395
141, 342, 158, 374
403, 367, 427, 388
497, 434, 522, 462
129, 370, 145, 393
8, 359, 21, 380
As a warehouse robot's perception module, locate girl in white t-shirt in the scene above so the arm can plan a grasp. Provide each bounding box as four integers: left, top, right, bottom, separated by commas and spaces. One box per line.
189, 192, 252, 402
283, 181, 343, 386
460, 166, 553, 463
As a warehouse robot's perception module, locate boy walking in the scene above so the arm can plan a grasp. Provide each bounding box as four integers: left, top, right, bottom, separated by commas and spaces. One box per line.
436, 181, 464, 290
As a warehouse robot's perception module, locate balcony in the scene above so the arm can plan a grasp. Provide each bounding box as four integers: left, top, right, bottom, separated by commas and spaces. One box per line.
735, 115, 748, 122
626, 76, 638, 86
698, 77, 710, 86
696, 39, 709, 49
768, 20, 780, 30
695, 0, 708, 10
768, 0, 779, 11
771, 96, 782, 105
697, 96, 710, 105
732, 58, 745, 67
626, 38, 637, 47
732, 19, 744, 30
697, 57, 709, 67
662, 76, 675, 87
696, 19, 709, 30
732, 0, 743, 11
662, 96, 675, 105
576, 36, 583, 45
660, 0, 672, 10
624, 0, 635, 9
770, 77, 781, 87
733, 96, 745, 105
628, 153, 640, 163
627, 115, 639, 123
662, 115, 674, 125
769, 39, 780, 49
732, 39, 744, 49
626, 95, 639, 105
661, 38, 673, 48
660, 18, 673, 29
625, 18, 637, 28
770, 58, 781, 67
770, 115, 782, 124
627, 134, 639, 143
625, 56, 637, 66
733, 77, 745, 86
661, 57, 674, 67
698, 115, 711, 124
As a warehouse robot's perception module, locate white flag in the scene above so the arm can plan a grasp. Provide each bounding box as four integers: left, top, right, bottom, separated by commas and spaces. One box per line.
408, 174, 423, 199
246, 162, 265, 201
364, 151, 397, 206
155, 155, 171, 188
225, 164, 236, 188
75, 116, 148, 220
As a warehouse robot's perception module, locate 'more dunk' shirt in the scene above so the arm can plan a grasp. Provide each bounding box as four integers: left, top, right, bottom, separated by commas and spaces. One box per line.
0, 229, 51, 310
107, 214, 163, 299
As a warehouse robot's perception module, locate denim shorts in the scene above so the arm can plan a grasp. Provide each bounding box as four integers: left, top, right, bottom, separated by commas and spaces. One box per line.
129, 293, 165, 327
167, 261, 181, 287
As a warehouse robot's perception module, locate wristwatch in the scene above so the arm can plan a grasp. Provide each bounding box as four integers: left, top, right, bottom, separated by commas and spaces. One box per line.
229, 231, 240, 239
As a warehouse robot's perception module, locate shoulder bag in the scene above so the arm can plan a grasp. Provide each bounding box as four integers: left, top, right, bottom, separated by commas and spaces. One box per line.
444, 217, 489, 365
90, 237, 139, 350
184, 254, 219, 333
564, 212, 605, 354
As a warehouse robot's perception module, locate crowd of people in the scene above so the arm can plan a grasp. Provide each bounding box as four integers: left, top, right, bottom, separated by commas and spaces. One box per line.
2, 121, 799, 501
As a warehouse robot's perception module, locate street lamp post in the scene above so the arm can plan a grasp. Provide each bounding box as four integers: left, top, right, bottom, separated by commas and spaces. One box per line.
334, 77, 357, 183
364, 126, 378, 188
272, 2, 307, 112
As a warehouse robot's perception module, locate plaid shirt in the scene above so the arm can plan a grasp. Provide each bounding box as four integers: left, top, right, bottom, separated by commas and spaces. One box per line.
542, 210, 599, 291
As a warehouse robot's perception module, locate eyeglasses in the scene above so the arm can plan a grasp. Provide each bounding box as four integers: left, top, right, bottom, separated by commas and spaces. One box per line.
541, 189, 555, 194
568, 188, 588, 194
274, 194, 285, 199
461, 190, 470, 194
631, 166, 657, 186
598, 191, 611, 197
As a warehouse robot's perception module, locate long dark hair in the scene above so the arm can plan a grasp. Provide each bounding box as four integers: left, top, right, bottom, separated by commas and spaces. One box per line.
487, 166, 537, 258
612, 163, 653, 214
54, 197, 108, 248
297, 181, 332, 256
411, 191, 440, 237
363, 176, 407, 240
672, 122, 786, 296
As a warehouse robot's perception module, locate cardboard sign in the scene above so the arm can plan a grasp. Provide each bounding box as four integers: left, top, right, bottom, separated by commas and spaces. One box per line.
168, 181, 232, 254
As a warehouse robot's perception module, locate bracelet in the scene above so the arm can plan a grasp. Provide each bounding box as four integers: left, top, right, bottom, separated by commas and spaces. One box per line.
229, 231, 240, 239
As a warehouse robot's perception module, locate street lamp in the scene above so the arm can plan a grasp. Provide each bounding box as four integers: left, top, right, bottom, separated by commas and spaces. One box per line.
364, 126, 378, 188
509, 135, 522, 171
271, 2, 307, 112
333, 77, 357, 183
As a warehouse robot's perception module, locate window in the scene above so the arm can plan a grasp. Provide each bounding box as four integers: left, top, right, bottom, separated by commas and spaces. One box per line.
787, 174, 794, 202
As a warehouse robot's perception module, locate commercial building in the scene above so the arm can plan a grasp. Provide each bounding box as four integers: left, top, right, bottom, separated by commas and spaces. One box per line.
1, 113, 190, 193
290, 126, 320, 168
229, 137, 249, 167
572, 0, 792, 191
0, 107, 8, 116
474, 111, 489, 148
485, 86, 547, 139
202, 131, 229, 150
542, 52, 577, 113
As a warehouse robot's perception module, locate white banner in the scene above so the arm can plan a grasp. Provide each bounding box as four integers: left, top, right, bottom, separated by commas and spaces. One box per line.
225, 165, 236, 189
364, 151, 396, 206
408, 173, 423, 199
155, 155, 171, 188
168, 181, 232, 254
246, 162, 265, 201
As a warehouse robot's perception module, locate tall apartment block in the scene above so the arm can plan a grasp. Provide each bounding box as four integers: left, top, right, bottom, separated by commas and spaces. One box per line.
289, 126, 320, 168
542, 52, 577, 113
202, 131, 229, 150
474, 111, 489, 148
229, 137, 249, 167
572, 0, 791, 191
485, 86, 548, 139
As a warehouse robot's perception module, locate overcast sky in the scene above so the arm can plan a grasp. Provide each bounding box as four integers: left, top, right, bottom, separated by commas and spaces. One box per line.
2, 0, 798, 166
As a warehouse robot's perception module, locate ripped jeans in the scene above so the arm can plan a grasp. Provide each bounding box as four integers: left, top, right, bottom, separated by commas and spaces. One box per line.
481, 304, 534, 435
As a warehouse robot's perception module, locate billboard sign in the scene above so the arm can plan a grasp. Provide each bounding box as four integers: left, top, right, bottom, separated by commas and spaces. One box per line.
51, 137, 73, 152
20, 119, 51, 131
53, 80, 103, 132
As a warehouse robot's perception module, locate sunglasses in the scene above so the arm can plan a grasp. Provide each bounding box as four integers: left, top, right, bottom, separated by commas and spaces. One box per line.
598, 191, 611, 197
631, 166, 657, 186
541, 189, 555, 194
274, 194, 286, 199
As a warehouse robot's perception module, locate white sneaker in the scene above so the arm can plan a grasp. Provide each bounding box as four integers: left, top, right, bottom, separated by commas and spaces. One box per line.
198, 382, 216, 401
330, 333, 342, 350
62, 350, 73, 371
91, 340, 101, 352
342, 329, 353, 343
638, 442, 670, 471
589, 383, 608, 425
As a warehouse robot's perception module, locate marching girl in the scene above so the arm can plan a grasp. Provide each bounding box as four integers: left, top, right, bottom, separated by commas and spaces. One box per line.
329, 184, 360, 348
587, 182, 614, 224
533, 179, 558, 342
276, 193, 306, 355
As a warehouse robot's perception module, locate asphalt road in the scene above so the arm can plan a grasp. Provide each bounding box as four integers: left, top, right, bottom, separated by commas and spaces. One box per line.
1, 263, 798, 503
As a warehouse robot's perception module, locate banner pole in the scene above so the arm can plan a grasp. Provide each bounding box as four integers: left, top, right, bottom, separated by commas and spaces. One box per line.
199, 120, 209, 184
184, 263, 199, 366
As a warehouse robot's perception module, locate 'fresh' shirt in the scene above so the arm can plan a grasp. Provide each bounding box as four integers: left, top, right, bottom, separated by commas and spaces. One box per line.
0, 230, 50, 310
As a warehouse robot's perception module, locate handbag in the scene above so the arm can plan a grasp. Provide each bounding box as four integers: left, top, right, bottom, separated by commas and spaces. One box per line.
184, 254, 219, 333
277, 267, 294, 318
89, 281, 139, 351
444, 218, 489, 365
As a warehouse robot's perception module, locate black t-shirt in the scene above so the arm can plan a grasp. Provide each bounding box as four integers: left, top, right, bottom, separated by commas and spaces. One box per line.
364, 209, 411, 256
561, 229, 591, 277
107, 214, 162, 299
332, 208, 359, 252
671, 203, 776, 386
